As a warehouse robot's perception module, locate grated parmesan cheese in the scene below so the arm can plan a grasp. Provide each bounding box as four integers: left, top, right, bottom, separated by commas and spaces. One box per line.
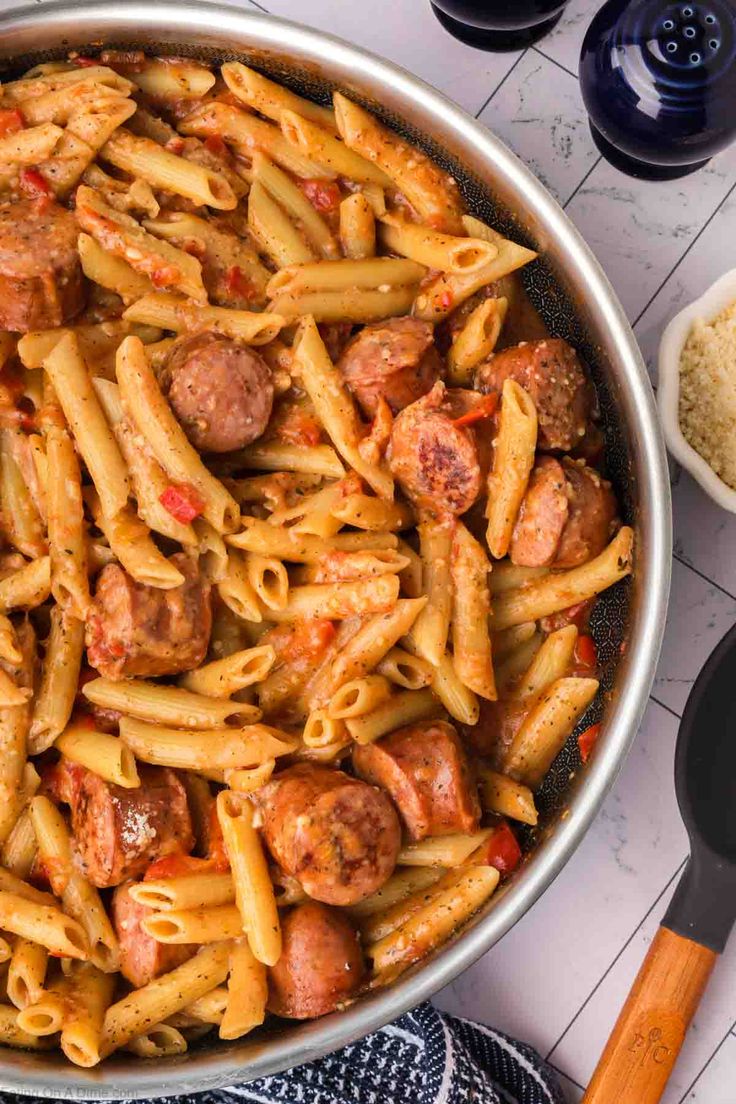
678, 300, 736, 489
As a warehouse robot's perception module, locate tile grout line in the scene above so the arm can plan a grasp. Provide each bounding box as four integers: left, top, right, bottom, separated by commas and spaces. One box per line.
673, 551, 736, 603
649, 693, 682, 721
563, 155, 602, 209
545, 858, 688, 1062
546, 1059, 585, 1092
473, 49, 528, 119
531, 45, 579, 80
676, 1018, 736, 1103
632, 177, 736, 328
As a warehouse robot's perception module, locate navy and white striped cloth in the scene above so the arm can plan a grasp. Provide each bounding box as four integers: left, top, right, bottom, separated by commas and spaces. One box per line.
0, 1002, 567, 1104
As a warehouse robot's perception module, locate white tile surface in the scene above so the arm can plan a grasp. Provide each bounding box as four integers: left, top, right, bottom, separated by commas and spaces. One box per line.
566, 148, 736, 321
435, 701, 687, 1057
7, 0, 736, 1097
262, 0, 522, 116
684, 1032, 736, 1103
476, 50, 598, 205
537, 0, 601, 75
653, 557, 736, 715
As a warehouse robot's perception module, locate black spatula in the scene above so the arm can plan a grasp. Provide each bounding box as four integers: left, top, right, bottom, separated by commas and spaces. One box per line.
583, 621, 736, 1104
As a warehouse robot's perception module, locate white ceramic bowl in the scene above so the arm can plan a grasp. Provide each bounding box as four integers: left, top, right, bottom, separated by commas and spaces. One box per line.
658, 267, 736, 512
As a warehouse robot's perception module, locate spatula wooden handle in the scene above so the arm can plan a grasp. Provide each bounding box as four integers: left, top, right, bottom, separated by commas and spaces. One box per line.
582, 926, 717, 1104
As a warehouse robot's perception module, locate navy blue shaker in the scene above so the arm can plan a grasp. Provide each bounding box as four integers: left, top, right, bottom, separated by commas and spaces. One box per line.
430, 0, 570, 50
580, 0, 736, 179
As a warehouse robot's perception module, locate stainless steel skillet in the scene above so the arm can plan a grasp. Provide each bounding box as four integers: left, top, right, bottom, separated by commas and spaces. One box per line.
0, 3, 672, 1095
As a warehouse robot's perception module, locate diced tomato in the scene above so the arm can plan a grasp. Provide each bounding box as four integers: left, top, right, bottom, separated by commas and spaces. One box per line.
17, 396, 37, 433
540, 598, 594, 635
204, 134, 228, 158
75, 55, 100, 67
41, 758, 87, 808
298, 178, 341, 213
206, 805, 231, 872
578, 723, 601, 764
19, 167, 52, 201
159, 482, 205, 524
574, 633, 598, 672
165, 136, 186, 156
263, 618, 336, 671
438, 289, 454, 310
225, 264, 258, 302
452, 393, 498, 428
272, 403, 323, 447
478, 821, 522, 875
0, 109, 24, 138
144, 852, 214, 880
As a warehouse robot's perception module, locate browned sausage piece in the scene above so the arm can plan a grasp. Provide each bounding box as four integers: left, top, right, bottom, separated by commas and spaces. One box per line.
388, 381, 483, 515
164, 331, 274, 452
463, 698, 529, 765
475, 338, 593, 451
0, 199, 86, 333
268, 901, 365, 1019
112, 881, 194, 986
555, 458, 619, 568
338, 317, 442, 417
85, 554, 211, 680
510, 456, 569, 568
255, 764, 401, 906
353, 720, 480, 841
72, 765, 194, 888
510, 458, 619, 569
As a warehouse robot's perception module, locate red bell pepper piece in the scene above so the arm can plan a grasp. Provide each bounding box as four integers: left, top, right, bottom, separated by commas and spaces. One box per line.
159, 483, 205, 524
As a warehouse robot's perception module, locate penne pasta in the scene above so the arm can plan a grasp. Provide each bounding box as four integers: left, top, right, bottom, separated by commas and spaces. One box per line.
221, 62, 337, 131
447, 296, 508, 384
217, 791, 281, 966
43, 333, 130, 519
123, 291, 283, 345
485, 379, 538, 560
270, 285, 417, 325
28, 607, 84, 755
328, 674, 392, 719
116, 335, 240, 533
502, 676, 599, 788
0, 891, 88, 959
267, 257, 425, 298
101, 941, 232, 1058
118, 716, 295, 771
220, 938, 268, 1040
44, 421, 91, 617
477, 768, 538, 827
29, 796, 120, 972
411, 516, 454, 668
280, 109, 390, 186
82, 676, 260, 729
130, 873, 235, 913
378, 213, 496, 274
368, 865, 499, 977
333, 93, 465, 233
252, 153, 338, 260
493, 527, 634, 630
345, 687, 440, 745
292, 316, 393, 497
179, 645, 276, 698
340, 192, 376, 259
264, 574, 400, 623
55, 723, 140, 789
143, 905, 244, 944
101, 128, 237, 210
450, 522, 496, 701
85, 486, 185, 591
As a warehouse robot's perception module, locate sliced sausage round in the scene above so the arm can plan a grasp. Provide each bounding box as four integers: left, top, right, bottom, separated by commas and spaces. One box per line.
165, 331, 274, 452
510, 458, 618, 569
268, 901, 365, 1019
463, 698, 529, 766
555, 458, 619, 568
72, 765, 194, 888
475, 338, 593, 451
255, 764, 401, 906
510, 456, 569, 568
85, 554, 211, 680
338, 317, 442, 417
112, 881, 195, 987
0, 199, 86, 333
388, 381, 482, 516
353, 720, 480, 841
